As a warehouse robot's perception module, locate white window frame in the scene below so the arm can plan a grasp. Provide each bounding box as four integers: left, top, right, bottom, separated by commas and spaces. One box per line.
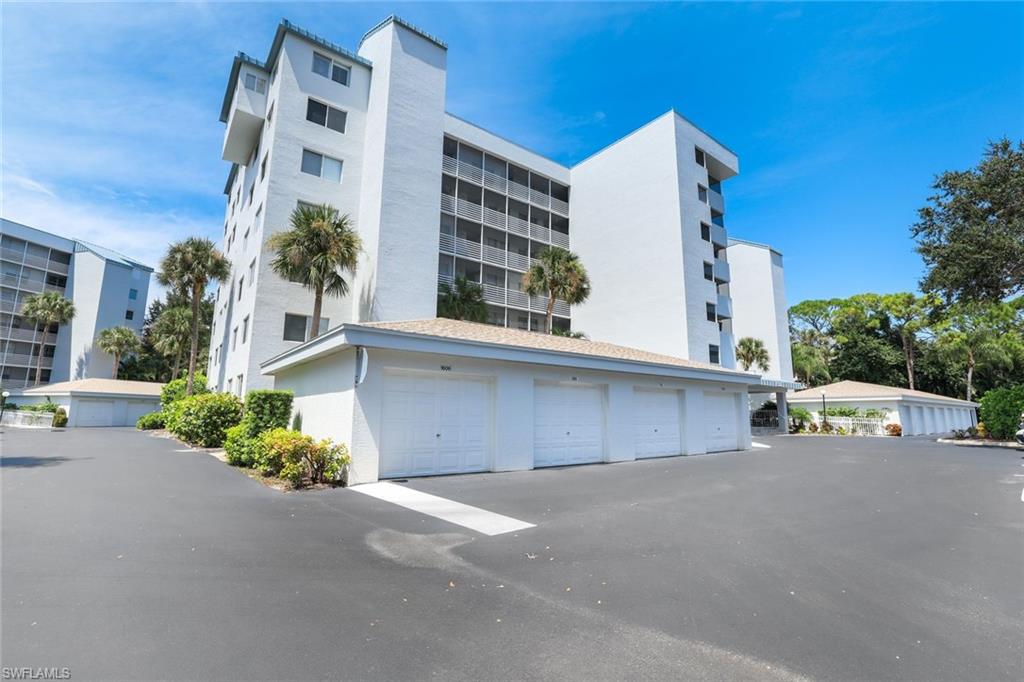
243, 73, 267, 94
300, 149, 343, 183
312, 51, 350, 86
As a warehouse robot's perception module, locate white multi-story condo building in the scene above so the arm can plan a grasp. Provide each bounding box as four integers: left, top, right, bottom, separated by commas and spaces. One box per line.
0, 219, 152, 388
210, 16, 791, 398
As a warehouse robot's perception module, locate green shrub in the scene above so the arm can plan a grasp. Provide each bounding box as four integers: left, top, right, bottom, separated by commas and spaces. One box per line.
224, 424, 259, 467
51, 407, 68, 428
823, 406, 861, 418
160, 374, 210, 409
168, 392, 243, 447
136, 411, 166, 430
253, 428, 349, 487
22, 400, 60, 413
979, 385, 1024, 440
240, 389, 293, 437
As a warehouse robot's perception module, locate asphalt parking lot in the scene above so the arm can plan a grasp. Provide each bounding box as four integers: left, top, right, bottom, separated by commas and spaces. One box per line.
2, 427, 1022, 680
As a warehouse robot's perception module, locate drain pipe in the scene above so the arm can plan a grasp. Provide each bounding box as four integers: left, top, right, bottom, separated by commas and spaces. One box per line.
354, 346, 369, 387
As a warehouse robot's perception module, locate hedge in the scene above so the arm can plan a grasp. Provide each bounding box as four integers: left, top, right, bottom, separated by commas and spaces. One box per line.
253, 428, 349, 487
167, 392, 243, 447
979, 385, 1024, 441
240, 390, 293, 437
160, 374, 210, 409
136, 411, 166, 430
52, 407, 68, 428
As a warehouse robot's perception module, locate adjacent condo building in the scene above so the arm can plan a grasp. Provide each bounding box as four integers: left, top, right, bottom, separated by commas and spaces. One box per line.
0, 219, 152, 388
210, 16, 792, 397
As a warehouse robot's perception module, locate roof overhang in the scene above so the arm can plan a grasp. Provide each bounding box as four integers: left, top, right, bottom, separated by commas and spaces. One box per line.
13, 389, 160, 400
749, 377, 803, 392
787, 394, 978, 409
261, 323, 757, 386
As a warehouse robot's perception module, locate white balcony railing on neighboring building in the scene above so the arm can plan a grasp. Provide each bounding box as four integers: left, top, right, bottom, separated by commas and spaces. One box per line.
506, 216, 531, 237
481, 283, 506, 305
437, 272, 455, 287
507, 289, 529, 309
710, 223, 727, 247
440, 194, 456, 214
454, 236, 481, 260
506, 252, 530, 271
482, 207, 506, 229
4, 328, 55, 343
508, 181, 530, 203
458, 162, 483, 185
713, 259, 731, 283
483, 169, 507, 193
529, 224, 550, 242
550, 230, 570, 248
456, 198, 482, 222
439, 233, 455, 253
442, 155, 458, 175
552, 299, 570, 317
482, 245, 505, 267
22, 253, 50, 270
550, 197, 569, 216
2, 352, 52, 368
529, 188, 550, 208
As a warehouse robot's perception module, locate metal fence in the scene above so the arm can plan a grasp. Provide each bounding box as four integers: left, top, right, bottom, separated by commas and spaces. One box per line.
750, 409, 780, 428
814, 415, 887, 436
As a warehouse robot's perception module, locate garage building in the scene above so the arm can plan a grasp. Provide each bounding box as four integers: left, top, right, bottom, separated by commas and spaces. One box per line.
261, 319, 757, 484
787, 380, 977, 436
10, 379, 163, 427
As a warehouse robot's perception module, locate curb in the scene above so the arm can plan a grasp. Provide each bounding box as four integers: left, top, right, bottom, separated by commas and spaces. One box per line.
936, 438, 1023, 450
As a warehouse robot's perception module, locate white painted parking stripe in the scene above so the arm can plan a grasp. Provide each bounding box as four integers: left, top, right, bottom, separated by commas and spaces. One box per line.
350, 482, 536, 536
752, 442, 771, 449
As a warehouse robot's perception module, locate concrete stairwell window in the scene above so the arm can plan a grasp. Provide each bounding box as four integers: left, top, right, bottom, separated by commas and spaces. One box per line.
312, 52, 350, 86
709, 344, 720, 364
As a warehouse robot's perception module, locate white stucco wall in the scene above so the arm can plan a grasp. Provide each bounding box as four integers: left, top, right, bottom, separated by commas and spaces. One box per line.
726, 240, 794, 381
269, 346, 751, 485
788, 397, 976, 436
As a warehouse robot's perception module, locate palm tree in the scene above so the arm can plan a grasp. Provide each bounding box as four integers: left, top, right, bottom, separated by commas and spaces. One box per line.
791, 341, 830, 386
21, 291, 76, 386
523, 247, 591, 333
735, 337, 771, 372
267, 203, 360, 340
152, 306, 192, 379
437, 276, 488, 322
96, 326, 142, 379
158, 237, 230, 394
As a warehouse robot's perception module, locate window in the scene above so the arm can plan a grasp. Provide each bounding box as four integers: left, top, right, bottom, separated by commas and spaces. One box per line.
695, 147, 706, 167
283, 313, 306, 342
703, 262, 714, 281
247, 183, 254, 206
698, 185, 708, 203
243, 73, 267, 94
243, 227, 250, 251
128, 288, 138, 300
700, 223, 711, 242
260, 154, 268, 181
312, 52, 350, 85
283, 313, 330, 342
301, 149, 343, 182
236, 374, 244, 397
242, 316, 249, 343
266, 101, 275, 123
238, 277, 244, 299
306, 98, 348, 134
706, 302, 717, 322
232, 326, 238, 350
125, 309, 134, 321
709, 344, 720, 364
249, 258, 256, 283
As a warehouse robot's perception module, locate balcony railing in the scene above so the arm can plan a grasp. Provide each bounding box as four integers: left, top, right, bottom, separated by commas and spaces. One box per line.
506, 215, 531, 237
550, 197, 569, 216
46, 260, 69, 274
713, 259, 731, 284
3, 328, 55, 343
550, 230, 570, 249
507, 252, 531, 271
529, 188, 550, 208
439, 233, 455, 253
708, 187, 725, 213
508, 180, 530, 203
43, 283, 65, 293
437, 272, 455, 287
482, 206, 506, 229
22, 253, 50, 270
2, 352, 52, 368
17, 279, 44, 293
1, 248, 24, 263
481, 283, 505, 305
442, 155, 458, 175
482, 245, 505, 267
440, 193, 456, 214
453, 236, 480, 260
529, 224, 550, 241
456, 198, 482, 222
483, 168, 507, 193
507, 289, 529, 309
710, 223, 728, 247
716, 293, 733, 319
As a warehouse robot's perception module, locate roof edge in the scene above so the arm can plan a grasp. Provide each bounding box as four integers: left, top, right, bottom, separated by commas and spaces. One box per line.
359, 15, 448, 50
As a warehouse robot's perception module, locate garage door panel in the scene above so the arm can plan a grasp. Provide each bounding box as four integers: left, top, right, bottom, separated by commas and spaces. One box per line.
380, 372, 492, 478
634, 388, 682, 458
76, 400, 115, 427
534, 383, 604, 468
704, 393, 739, 453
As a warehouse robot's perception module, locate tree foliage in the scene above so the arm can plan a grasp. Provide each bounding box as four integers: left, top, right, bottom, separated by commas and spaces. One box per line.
267, 203, 361, 340
21, 291, 76, 385
735, 337, 770, 372
523, 247, 591, 333
913, 138, 1024, 302
95, 326, 142, 380
437, 276, 488, 323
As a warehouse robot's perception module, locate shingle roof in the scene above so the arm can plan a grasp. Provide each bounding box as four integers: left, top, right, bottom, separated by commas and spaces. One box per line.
19, 378, 164, 397
361, 318, 744, 375
789, 380, 974, 405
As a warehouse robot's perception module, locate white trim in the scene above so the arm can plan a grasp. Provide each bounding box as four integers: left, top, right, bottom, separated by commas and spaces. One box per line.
787, 394, 977, 408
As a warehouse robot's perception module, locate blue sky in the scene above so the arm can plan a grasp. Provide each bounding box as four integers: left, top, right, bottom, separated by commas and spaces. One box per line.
2, 2, 1022, 306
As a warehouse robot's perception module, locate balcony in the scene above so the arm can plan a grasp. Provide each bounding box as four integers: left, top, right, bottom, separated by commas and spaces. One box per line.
482, 245, 506, 267
708, 187, 725, 214
481, 283, 506, 305
453, 237, 481, 260
439, 233, 455, 253
482, 206, 506, 229
710, 223, 728, 247
713, 259, 731, 284
716, 293, 733, 319
507, 289, 529, 309
506, 215, 531, 237
0, 248, 23, 264
221, 75, 267, 166
46, 260, 69, 275
3, 327, 56, 343
550, 196, 569, 216
529, 223, 550, 242
508, 180, 530, 203
550, 230, 570, 249
455, 198, 482, 222
2, 352, 51, 368
506, 252, 531, 271
440, 193, 456, 214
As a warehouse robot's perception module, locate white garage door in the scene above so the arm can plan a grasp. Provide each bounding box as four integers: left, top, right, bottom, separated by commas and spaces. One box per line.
379, 371, 491, 479
704, 393, 739, 453
633, 388, 682, 459
924, 407, 936, 434
912, 405, 925, 435
534, 382, 604, 467
75, 400, 114, 427
125, 400, 156, 426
